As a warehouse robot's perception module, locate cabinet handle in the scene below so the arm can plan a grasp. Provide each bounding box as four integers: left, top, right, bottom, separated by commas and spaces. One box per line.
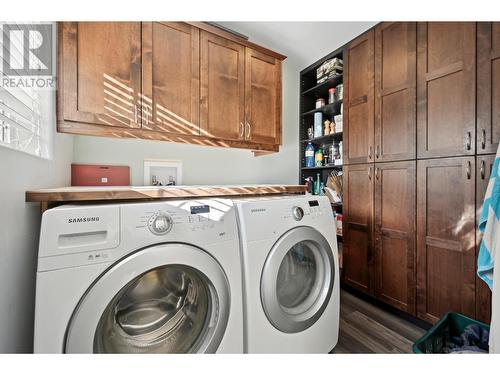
368, 146, 373, 159
466, 161, 471, 180
240, 122, 245, 138
375, 145, 380, 159
245, 121, 251, 140
375, 167, 380, 180
134, 104, 138, 124
480, 159, 486, 180
481, 129, 486, 149
465, 131, 471, 150
368, 167, 372, 180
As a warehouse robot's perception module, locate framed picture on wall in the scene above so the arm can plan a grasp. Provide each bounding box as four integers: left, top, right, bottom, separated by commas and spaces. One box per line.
143, 159, 183, 186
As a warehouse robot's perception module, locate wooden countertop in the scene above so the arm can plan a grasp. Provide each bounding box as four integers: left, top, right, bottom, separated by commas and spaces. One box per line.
26, 185, 307, 207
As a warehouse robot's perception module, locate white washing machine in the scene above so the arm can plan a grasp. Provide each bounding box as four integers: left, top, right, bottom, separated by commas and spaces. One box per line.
34, 199, 243, 353
234, 195, 340, 353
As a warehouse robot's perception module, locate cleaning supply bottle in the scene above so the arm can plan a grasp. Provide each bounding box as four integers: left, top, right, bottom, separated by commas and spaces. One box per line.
314, 173, 322, 195
305, 142, 315, 168
315, 148, 323, 166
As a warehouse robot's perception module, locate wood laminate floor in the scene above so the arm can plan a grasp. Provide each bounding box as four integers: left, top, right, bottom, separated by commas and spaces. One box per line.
332, 290, 427, 353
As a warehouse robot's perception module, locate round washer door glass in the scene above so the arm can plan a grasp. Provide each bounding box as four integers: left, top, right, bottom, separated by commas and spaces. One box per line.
261, 226, 335, 333
94, 264, 211, 353
65, 244, 230, 353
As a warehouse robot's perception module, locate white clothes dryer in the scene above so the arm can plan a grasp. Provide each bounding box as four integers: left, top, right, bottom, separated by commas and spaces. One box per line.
234, 195, 340, 353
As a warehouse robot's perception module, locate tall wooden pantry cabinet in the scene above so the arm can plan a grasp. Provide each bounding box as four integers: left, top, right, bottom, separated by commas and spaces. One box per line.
338, 22, 499, 324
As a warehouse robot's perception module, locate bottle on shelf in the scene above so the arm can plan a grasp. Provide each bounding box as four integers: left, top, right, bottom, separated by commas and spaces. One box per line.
315, 148, 324, 167
314, 173, 322, 195
305, 142, 315, 168
314, 112, 323, 138
328, 88, 336, 104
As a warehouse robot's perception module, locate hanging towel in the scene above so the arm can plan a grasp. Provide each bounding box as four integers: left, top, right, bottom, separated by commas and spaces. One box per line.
478, 145, 500, 353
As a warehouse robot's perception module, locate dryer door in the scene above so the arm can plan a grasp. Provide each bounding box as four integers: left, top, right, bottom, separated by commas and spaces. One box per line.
261, 226, 335, 333
65, 244, 230, 353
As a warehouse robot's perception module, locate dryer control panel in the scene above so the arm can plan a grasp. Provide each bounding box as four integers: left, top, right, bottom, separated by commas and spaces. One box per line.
237, 195, 334, 243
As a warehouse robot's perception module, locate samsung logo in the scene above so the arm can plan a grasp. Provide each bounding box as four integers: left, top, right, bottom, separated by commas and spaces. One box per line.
250, 208, 266, 213
68, 217, 100, 224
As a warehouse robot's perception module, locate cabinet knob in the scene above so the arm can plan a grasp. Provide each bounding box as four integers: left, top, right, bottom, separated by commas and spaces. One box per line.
245, 121, 251, 140
465, 131, 471, 151
480, 160, 486, 180
375, 145, 380, 159
368, 167, 372, 180
240, 122, 245, 138
368, 146, 373, 160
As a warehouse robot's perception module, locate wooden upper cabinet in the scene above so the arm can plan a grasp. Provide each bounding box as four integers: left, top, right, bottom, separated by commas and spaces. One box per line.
343, 163, 374, 294
200, 31, 245, 141
57, 22, 285, 152
477, 23, 500, 154
344, 30, 375, 165
475, 154, 495, 323
417, 22, 476, 159
245, 48, 282, 145
374, 161, 416, 314
374, 23, 416, 162
61, 22, 142, 128
141, 22, 200, 135
416, 157, 476, 324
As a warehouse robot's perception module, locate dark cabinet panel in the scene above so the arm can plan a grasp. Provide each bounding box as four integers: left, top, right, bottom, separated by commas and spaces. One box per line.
142, 22, 200, 135
417, 22, 476, 158
343, 163, 374, 294
477, 22, 500, 154
374, 161, 416, 314
475, 154, 495, 323
61, 22, 142, 128
374, 22, 416, 162
344, 30, 375, 165
417, 157, 476, 323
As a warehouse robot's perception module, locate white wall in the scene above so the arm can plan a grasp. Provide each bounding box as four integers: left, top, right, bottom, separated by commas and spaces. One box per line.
0, 131, 73, 353
73, 59, 300, 186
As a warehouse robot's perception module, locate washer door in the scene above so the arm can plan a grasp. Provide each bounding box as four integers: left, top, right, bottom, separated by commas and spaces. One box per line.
65, 244, 230, 353
261, 226, 335, 333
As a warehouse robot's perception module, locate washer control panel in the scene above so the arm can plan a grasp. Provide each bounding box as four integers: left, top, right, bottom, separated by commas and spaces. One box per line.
147, 212, 174, 235
127, 199, 235, 242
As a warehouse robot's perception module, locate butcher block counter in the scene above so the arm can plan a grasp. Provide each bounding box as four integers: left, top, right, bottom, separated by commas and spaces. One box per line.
26, 185, 307, 212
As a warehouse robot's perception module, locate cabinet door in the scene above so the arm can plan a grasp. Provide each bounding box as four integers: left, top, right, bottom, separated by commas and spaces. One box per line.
61, 22, 142, 128
416, 157, 476, 324
343, 163, 374, 294
374, 23, 416, 162
475, 154, 495, 323
416, 22, 476, 158
200, 31, 245, 141
142, 22, 200, 135
244, 48, 282, 145
477, 23, 500, 154
344, 30, 375, 165
374, 161, 416, 314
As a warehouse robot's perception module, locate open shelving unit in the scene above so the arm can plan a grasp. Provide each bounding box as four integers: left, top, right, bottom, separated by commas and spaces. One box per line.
299, 46, 344, 240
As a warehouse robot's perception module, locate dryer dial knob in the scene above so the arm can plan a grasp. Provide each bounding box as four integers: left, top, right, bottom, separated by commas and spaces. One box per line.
292, 206, 304, 221
148, 213, 173, 235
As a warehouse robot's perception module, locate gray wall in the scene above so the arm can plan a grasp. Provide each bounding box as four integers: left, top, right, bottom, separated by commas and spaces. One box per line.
0, 131, 73, 353
73, 59, 300, 186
